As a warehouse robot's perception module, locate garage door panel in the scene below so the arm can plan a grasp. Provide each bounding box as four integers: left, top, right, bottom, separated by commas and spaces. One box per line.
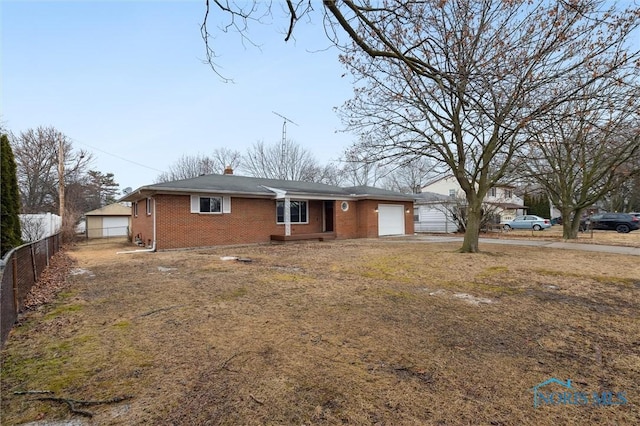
102, 217, 129, 236
378, 204, 405, 236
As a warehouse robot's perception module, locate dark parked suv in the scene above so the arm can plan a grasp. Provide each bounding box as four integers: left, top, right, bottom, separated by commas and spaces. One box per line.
585, 213, 640, 233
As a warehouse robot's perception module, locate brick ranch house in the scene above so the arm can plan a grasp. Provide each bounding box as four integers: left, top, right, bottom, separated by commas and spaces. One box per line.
120, 171, 415, 250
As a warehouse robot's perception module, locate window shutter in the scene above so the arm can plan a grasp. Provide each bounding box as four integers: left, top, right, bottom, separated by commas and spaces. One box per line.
223, 196, 231, 213
190, 195, 200, 213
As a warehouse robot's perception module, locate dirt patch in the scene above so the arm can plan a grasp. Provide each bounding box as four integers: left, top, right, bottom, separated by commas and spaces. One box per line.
1, 239, 639, 425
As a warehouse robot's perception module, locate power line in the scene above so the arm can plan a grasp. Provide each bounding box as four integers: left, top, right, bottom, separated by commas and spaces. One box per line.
70, 137, 166, 173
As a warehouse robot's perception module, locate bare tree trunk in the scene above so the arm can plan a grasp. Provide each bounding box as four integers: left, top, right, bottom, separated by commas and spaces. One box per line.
460, 201, 482, 253
560, 207, 586, 240
569, 209, 586, 240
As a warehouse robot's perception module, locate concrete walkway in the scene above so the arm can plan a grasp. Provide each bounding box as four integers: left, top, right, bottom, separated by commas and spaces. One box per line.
397, 235, 640, 256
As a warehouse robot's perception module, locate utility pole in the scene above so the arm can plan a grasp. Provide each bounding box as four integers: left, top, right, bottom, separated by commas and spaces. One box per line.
58, 134, 65, 223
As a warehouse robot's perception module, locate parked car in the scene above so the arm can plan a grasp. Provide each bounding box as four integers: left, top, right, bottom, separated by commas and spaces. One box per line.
585, 213, 640, 233
503, 215, 551, 231
550, 215, 589, 231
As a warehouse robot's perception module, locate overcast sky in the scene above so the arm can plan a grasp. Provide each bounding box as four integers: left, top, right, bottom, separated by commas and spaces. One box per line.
1, 1, 356, 192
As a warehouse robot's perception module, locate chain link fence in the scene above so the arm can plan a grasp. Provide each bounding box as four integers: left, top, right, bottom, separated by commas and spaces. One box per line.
0, 233, 61, 347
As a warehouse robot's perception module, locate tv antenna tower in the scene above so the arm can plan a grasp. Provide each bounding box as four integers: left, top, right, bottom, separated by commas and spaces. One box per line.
272, 111, 299, 164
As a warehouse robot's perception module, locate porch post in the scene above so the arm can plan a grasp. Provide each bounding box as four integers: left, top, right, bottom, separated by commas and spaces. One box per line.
284, 196, 291, 236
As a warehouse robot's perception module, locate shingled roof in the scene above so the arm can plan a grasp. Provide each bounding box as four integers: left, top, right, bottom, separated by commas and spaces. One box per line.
120, 174, 414, 202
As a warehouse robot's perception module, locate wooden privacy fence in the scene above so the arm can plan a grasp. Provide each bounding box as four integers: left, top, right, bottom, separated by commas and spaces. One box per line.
0, 233, 61, 347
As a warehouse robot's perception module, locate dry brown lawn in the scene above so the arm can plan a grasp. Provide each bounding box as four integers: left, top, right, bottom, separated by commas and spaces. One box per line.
1, 234, 639, 425
480, 225, 640, 248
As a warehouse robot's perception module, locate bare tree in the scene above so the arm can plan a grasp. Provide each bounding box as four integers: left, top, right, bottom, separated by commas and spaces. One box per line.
443, 196, 502, 234
241, 139, 323, 181
339, 143, 388, 187
212, 147, 242, 172
12, 126, 93, 214
205, 1, 640, 252
337, 1, 640, 252
522, 77, 640, 239
602, 154, 640, 213
313, 162, 346, 186
383, 157, 437, 194
155, 154, 217, 183
155, 149, 243, 183
19, 215, 47, 242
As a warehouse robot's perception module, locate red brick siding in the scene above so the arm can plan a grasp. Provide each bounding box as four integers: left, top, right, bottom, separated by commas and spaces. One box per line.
334, 200, 359, 239
130, 200, 154, 246
132, 195, 329, 250
129, 195, 414, 250
356, 200, 414, 238
357, 200, 379, 238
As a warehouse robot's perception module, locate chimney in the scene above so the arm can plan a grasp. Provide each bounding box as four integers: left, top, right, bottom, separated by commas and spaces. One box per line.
223, 165, 234, 175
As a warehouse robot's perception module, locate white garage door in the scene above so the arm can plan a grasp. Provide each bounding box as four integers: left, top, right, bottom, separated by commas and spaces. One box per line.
378, 204, 405, 236
103, 216, 129, 237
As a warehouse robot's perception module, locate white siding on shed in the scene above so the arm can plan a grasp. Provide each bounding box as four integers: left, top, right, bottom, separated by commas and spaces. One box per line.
414, 206, 457, 233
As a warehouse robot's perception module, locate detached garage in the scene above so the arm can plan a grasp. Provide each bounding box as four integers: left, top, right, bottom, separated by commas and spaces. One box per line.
377, 204, 406, 236
84, 203, 131, 238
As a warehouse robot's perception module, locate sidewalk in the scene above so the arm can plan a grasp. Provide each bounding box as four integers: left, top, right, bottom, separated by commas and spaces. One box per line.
404, 235, 640, 256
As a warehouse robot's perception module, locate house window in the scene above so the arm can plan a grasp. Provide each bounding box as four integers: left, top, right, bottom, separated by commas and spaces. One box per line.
199, 196, 222, 213
505, 189, 512, 198
490, 187, 497, 197
190, 195, 230, 214
448, 189, 456, 197
276, 200, 308, 224
146, 198, 152, 215
133, 202, 138, 217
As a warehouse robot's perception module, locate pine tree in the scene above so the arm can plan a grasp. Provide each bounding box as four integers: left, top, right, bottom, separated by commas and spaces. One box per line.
524, 192, 551, 218
1, 134, 23, 256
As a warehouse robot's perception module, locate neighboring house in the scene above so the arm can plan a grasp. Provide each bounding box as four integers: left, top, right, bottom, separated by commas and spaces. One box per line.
419, 175, 527, 227
19, 213, 62, 242
413, 192, 458, 233
84, 203, 132, 238
119, 170, 415, 251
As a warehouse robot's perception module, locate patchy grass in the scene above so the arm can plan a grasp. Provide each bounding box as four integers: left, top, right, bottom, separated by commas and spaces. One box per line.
1, 238, 639, 425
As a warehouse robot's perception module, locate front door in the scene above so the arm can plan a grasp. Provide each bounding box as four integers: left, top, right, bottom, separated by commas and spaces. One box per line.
324, 201, 334, 232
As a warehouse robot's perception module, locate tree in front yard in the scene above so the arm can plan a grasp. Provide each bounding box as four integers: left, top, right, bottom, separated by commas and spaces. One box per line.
203, 1, 640, 251
336, 1, 640, 251
522, 77, 640, 239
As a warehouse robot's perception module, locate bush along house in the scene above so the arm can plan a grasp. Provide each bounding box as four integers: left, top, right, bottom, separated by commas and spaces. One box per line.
119, 168, 415, 251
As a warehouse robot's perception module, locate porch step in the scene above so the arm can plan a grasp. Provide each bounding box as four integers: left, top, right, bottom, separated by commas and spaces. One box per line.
270, 232, 336, 242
